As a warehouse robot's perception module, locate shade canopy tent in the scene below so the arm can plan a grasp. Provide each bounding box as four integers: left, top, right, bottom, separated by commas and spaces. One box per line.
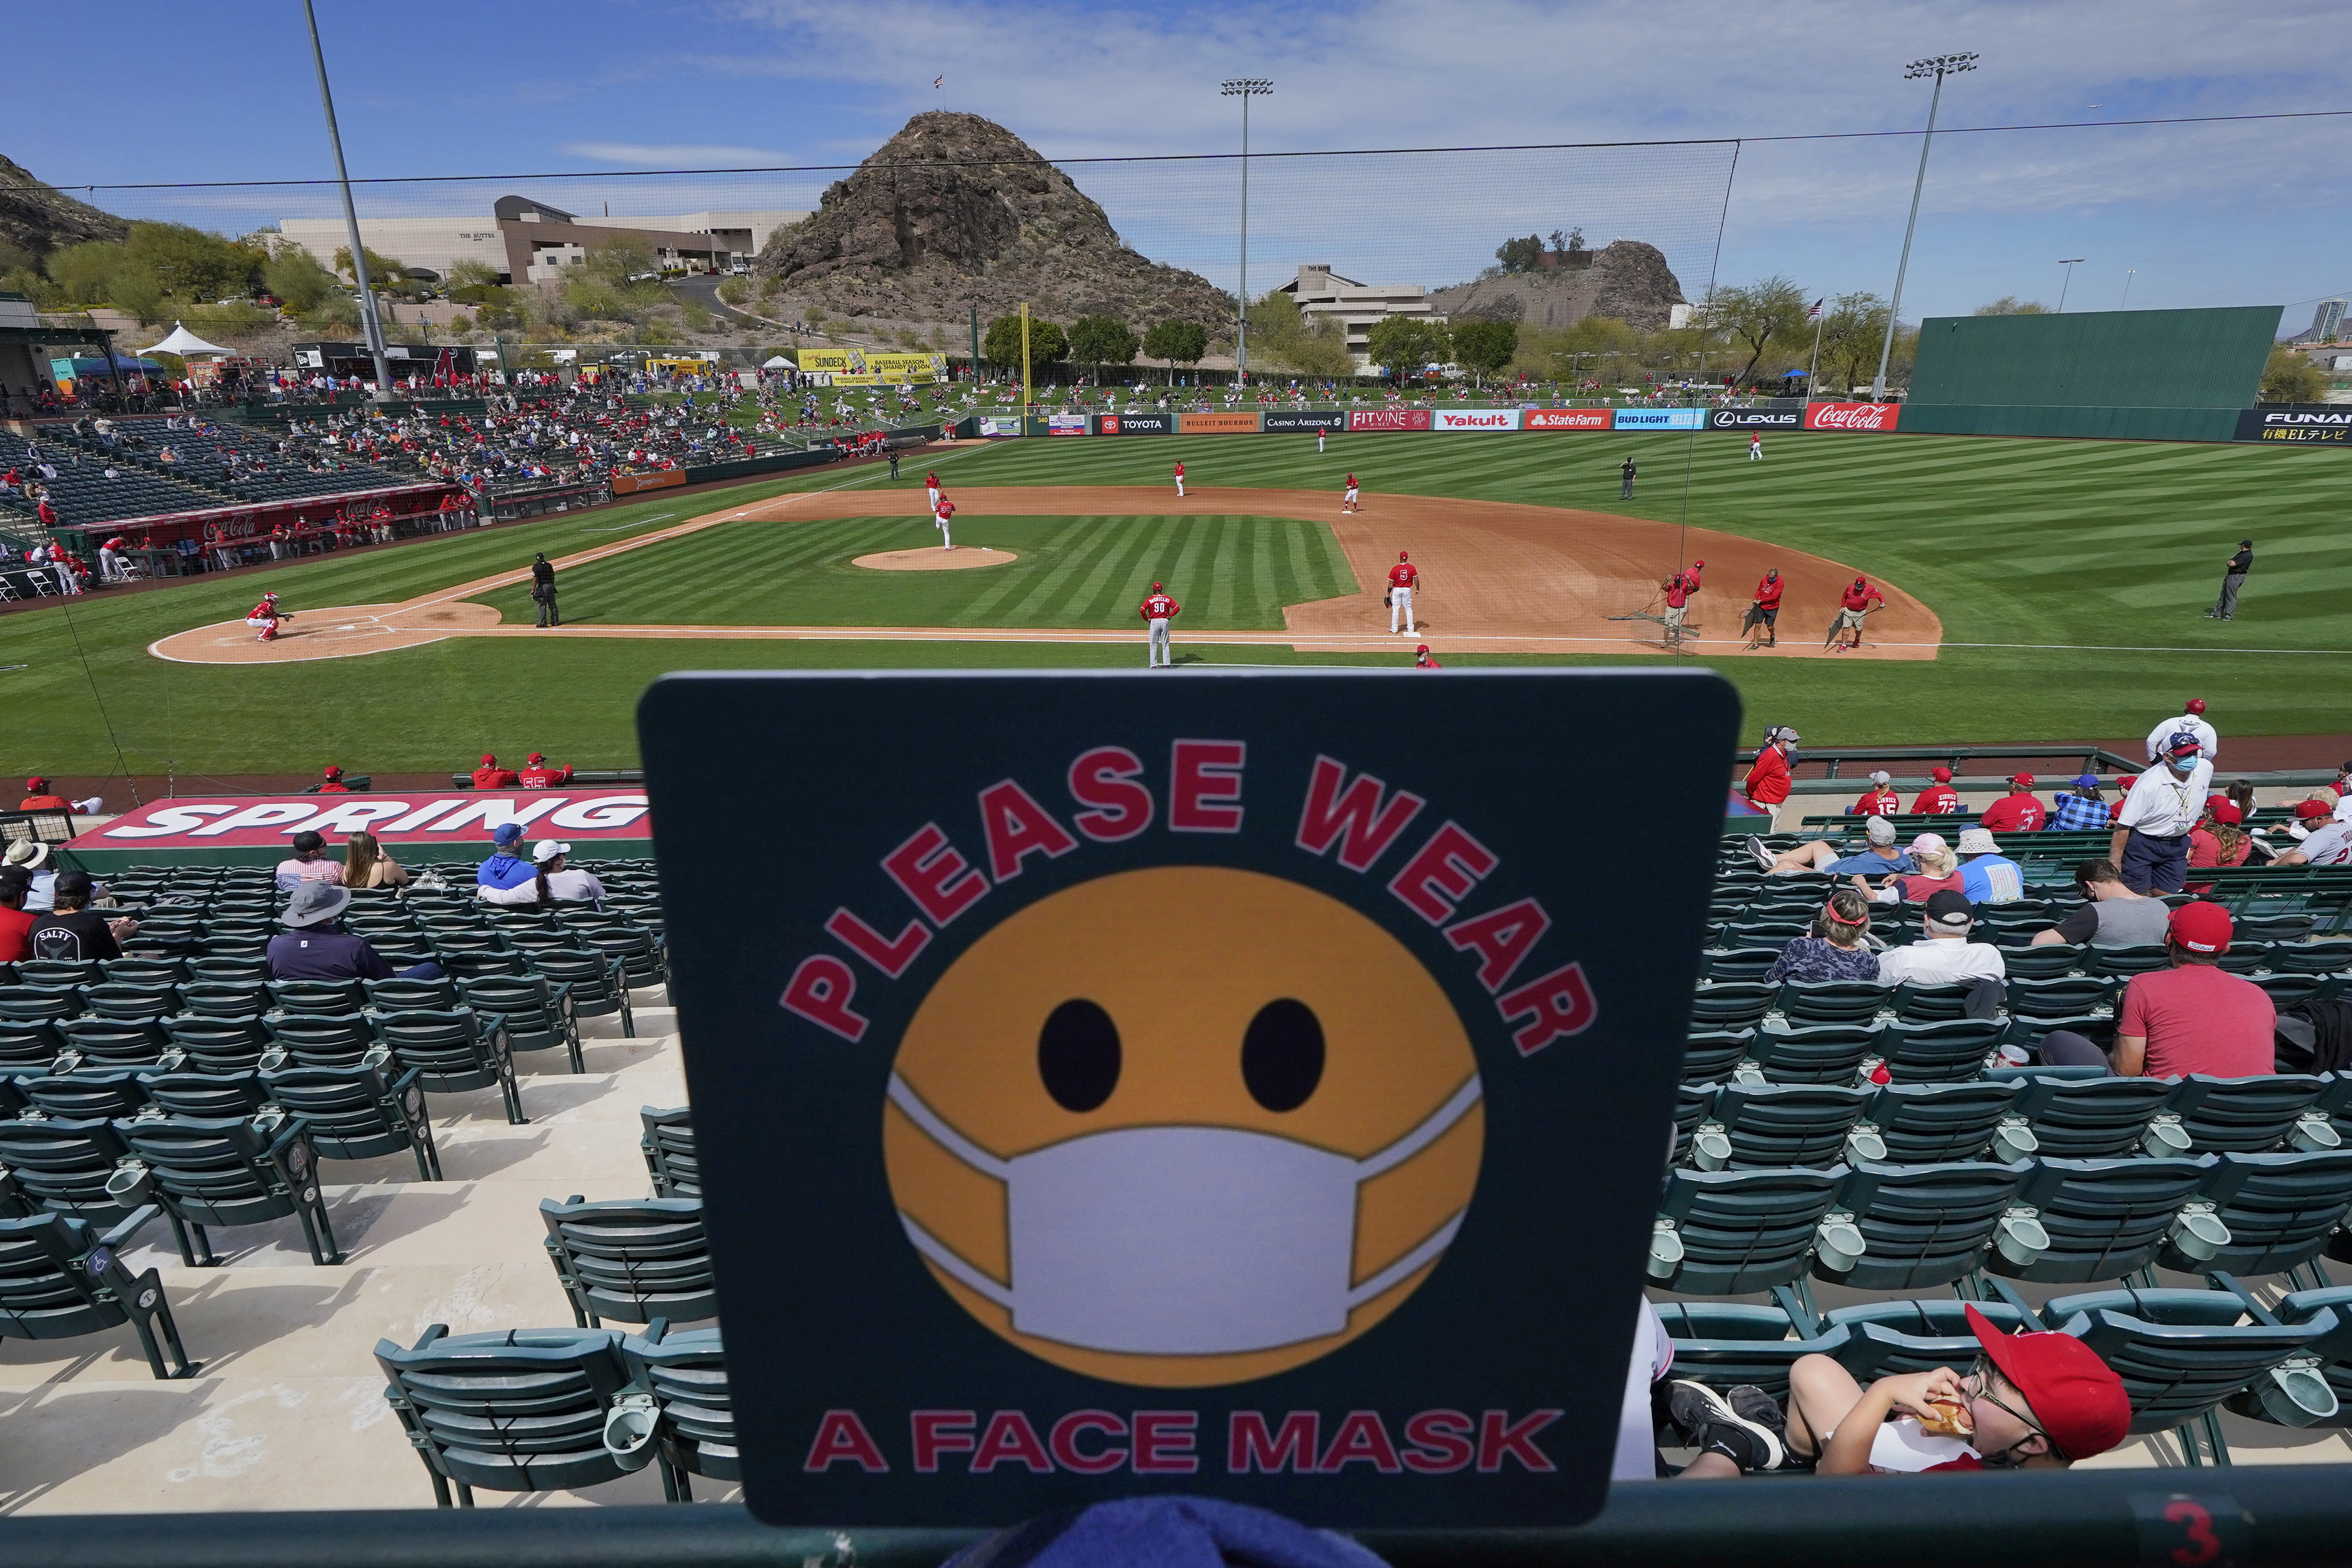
762, 356, 793, 369
140, 322, 232, 359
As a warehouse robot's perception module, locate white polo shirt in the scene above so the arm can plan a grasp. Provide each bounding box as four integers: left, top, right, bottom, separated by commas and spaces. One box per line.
2116, 760, 2215, 840
1876, 935, 2008, 986
2144, 715, 2219, 763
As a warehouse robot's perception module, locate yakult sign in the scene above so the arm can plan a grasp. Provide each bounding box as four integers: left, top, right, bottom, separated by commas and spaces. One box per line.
1432, 407, 1523, 431
1803, 401, 1902, 432
74, 793, 653, 852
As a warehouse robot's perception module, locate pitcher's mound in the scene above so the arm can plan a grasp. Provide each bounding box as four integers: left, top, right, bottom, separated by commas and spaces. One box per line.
852, 547, 1018, 571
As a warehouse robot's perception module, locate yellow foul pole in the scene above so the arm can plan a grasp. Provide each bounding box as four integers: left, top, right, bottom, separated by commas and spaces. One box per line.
1020, 303, 1031, 425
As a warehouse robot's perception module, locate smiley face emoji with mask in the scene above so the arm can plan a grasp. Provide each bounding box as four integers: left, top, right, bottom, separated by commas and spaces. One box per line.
883, 865, 1484, 1388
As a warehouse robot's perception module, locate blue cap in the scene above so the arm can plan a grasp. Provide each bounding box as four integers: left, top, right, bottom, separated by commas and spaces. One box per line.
492, 822, 523, 847
2075, 774, 2099, 789
2166, 733, 2203, 759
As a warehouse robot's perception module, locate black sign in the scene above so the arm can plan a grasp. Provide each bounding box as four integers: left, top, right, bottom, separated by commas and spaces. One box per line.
1097, 411, 1174, 434
1707, 408, 1801, 429
2235, 408, 2352, 443
1264, 411, 1347, 433
640, 670, 1737, 1530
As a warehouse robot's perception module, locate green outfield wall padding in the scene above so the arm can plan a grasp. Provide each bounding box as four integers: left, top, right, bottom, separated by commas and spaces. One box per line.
678, 449, 840, 485
1907, 306, 2281, 409
1895, 403, 2244, 442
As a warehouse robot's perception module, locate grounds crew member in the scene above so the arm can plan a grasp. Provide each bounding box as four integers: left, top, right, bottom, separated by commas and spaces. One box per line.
530, 551, 560, 628
2207, 539, 2252, 620
1746, 569, 1782, 647
1826, 577, 1883, 652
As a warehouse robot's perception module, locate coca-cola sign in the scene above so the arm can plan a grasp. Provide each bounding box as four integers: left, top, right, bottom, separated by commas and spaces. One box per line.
1803, 402, 1902, 432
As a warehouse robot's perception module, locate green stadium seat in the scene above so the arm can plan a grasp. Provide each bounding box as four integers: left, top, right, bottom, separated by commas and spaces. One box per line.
137, 1071, 270, 1120
2259, 1287, 2352, 1428
2006, 975, 2117, 1019
160, 1015, 276, 1074
0, 1206, 197, 1379
1648, 1301, 1850, 1403
13, 1072, 150, 1121
265, 1011, 376, 1069
1878, 1018, 2006, 1083
1820, 1161, 2040, 1293
1990, 1156, 2217, 1285
1824, 1296, 2039, 1384
2269, 942, 2352, 976
1999, 943, 2085, 979
539, 1196, 718, 1328
2175, 1151, 2352, 1280
265, 1063, 442, 1181
530, 951, 635, 1037
270, 977, 370, 1016
639, 1107, 698, 1199
1685, 1084, 1871, 1170
377, 1009, 523, 1125
365, 975, 461, 1012
1747, 1021, 1878, 1086
1774, 981, 1890, 1026
1863, 1080, 2028, 1164
579, 928, 669, 997
1888, 981, 1974, 1022
609, 1323, 733, 1501
0, 1018, 66, 1070
457, 974, 582, 1073
177, 979, 269, 1016
2166, 1075, 2336, 1155
110, 1113, 342, 1267
1650, 1165, 1851, 1295
16, 960, 102, 989
80, 982, 178, 1021
1680, 1029, 1754, 1087
374, 1326, 634, 1507
55, 1017, 173, 1072
0, 984, 82, 1022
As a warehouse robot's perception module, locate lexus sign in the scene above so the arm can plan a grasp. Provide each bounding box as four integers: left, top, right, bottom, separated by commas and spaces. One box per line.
1707, 408, 1801, 430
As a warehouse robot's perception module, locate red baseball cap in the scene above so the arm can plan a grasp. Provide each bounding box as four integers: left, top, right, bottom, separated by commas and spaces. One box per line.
1931, 767, 1954, 783
480, 753, 496, 765
527, 753, 545, 764
2208, 800, 2242, 825
2185, 698, 2207, 714
323, 765, 343, 779
1693, 558, 1706, 568
2169, 901, 2233, 954
1965, 1305, 2129, 1462
1416, 644, 1430, 654
2296, 799, 2337, 821
2009, 772, 2035, 787
25, 776, 48, 791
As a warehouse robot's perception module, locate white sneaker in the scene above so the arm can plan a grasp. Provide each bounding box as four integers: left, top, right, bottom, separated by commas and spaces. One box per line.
1747, 836, 1775, 871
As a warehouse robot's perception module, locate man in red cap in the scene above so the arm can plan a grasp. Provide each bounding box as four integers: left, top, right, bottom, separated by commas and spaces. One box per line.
518, 753, 573, 790
471, 753, 520, 790
1745, 568, 1782, 648
2038, 901, 2273, 1076
1826, 576, 1882, 652
1977, 774, 2047, 833
2278, 798, 2352, 868
19, 777, 69, 812
1742, 726, 1796, 815
1413, 643, 1441, 670
2144, 699, 2217, 765
1659, 561, 1701, 648
1909, 766, 1962, 815
318, 766, 352, 794
1777, 1304, 2130, 1473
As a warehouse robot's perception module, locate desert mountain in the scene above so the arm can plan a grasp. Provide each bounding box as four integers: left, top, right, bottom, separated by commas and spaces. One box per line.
758, 113, 1228, 329
1429, 241, 1686, 333
0, 154, 129, 258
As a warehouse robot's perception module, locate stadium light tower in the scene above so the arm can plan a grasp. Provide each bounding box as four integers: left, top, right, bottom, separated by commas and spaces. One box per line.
2057, 258, 2085, 312
302, 0, 393, 400
1221, 78, 1272, 384
1871, 52, 1977, 401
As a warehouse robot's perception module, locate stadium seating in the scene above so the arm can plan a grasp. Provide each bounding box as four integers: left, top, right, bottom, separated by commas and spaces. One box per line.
374, 1326, 635, 1506
265, 1063, 443, 1182
639, 1107, 698, 1199
609, 1323, 734, 1501
0, 1206, 197, 1379
539, 1196, 718, 1328
110, 1113, 342, 1267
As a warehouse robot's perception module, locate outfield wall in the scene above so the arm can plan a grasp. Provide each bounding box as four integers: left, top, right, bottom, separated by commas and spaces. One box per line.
1908, 306, 2279, 408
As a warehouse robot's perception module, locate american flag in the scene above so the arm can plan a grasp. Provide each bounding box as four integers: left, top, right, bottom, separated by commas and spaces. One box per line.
1805, 297, 1825, 321
933, 76, 944, 88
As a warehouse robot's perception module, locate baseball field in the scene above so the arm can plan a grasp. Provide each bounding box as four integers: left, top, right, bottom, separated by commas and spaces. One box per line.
8, 426, 2347, 775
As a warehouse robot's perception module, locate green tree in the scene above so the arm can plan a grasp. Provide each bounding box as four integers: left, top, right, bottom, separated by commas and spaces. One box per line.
982, 314, 1067, 372
1973, 296, 2054, 315
1363, 314, 1451, 383
110, 265, 168, 326
126, 221, 264, 300
1813, 292, 1912, 394
679, 297, 713, 333
2261, 344, 2327, 404
1451, 319, 1518, 387
332, 243, 410, 285
1142, 318, 1209, 380
1700, 274, 1809, 386
45, 240, 130, 305
446, 259, 503, 290
264, 244, 340, 312
1068, 313, 1140, 375
717, 276, 751, 305
1279, 316, 1356, 377
1494, 235, 1543, 273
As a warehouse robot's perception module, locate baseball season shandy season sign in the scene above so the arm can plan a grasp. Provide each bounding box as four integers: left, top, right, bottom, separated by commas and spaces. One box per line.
640, 670, 1738, 1528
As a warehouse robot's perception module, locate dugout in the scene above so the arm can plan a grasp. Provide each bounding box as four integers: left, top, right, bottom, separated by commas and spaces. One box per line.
1901, 306, 2280, 441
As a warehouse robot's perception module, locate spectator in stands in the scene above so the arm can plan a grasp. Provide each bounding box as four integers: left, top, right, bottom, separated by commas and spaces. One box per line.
3, 840, 56, 911
268, 881, 443, 981
2277, 801, 2352, 868
2046, 774, 2113, 832
1955, 827, 2026, 905
1861, 833, 1963, 906
0, 866, 35, 962
2286, 793, 2340, 841
1762, 887, 1880, 984
1875, 889, 2005, 985
19, 776, 68, 811
1976, 774, 2047, 832
2109, 734, 2213, 894
2030, 859, 2168, 949
2186, 800, 2253, 890
1849, 770, 1901, 816
1755, 814, 1914, 877
1742, 726, 1796, 815
478, 841, 607, 908
2039, 903, 2273, 1077
342, 831, 410, 889
1909, 766, 1963, 815
518, 752, 573, 789
476, 822, 537, 893
471, 753, 521, 789
274, 830, 346, 893
318, 765, 352, 794
25, 871, 134, 961
1781, 1305, 2129, 1473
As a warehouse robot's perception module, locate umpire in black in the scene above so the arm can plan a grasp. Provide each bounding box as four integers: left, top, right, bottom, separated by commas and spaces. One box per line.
530, 551, 559, 628
2206, 539, 2252, 621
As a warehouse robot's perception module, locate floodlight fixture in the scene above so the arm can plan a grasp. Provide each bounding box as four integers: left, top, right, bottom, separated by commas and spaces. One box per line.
1221, 80, 1274, 381
1873, 52, 1981, 398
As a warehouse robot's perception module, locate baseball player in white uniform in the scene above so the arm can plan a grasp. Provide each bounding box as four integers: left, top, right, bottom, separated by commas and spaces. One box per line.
933, 497, 955, 550
1140, 581, 1180, 668
1387, 551, 1418, 634
2144, 699, 2218, 764
1174, 462, 1186, 498
1343, 473, 1360, 513
924, 469, 941, 516
1317, 428, 1327, 454
1748, 434, 1763, 462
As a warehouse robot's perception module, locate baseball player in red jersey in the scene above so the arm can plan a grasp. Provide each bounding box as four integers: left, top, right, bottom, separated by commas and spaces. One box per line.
1174, 462, 1185, 498
1139, 580, 1180, 668
1748, 569, 1783, 647
1414, 643, 1441, 670
1828, 576, 1884, 652
245, 591, 287, 641
933, 496, 956, 549
471, 753, 520, 790
1910, 766, 1963, 815
318, 766, 351, 794
1850, 771, 1902, 815
1343, 473, 1360, 513
1387, 550, 1419, 634
924, 470, 941, 516
519, 752, 573, 789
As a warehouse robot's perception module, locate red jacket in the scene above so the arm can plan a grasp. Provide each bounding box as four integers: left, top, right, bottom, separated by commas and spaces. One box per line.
472, 764, 521, 789
1744, 747, 1791, 806
1978, 793, 2047, 832
519, 763, 573, 789
1910, 784, 1963, 815
1851, 787, 1901, 816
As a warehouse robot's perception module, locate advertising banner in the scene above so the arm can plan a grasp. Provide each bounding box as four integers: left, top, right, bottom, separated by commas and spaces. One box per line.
1098, 412, 1174, 434
1046, 414, 1091, 437
800, 349, 948, 385
1611, 408, 1705, 430
640, 669, 1738, 1529
1433, 407, 1523, 432
1180, 411, 1264, 434
2234, 407, 2352, 443
1802, 401, 1902, 432
1262, 411, 1346, 434
1348, 408, 1433, 432
612, 470, 686, 494
69, 792, 653, 853
977, 417, 1026, 438
1707, 408, 1802, 430
1523, 409, 1613, 431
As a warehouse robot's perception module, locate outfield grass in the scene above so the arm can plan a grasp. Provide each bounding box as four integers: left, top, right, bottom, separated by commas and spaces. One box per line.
4, 428, 2347, 776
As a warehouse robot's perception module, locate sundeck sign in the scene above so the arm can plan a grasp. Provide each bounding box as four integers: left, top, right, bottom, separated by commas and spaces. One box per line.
72, 793, 652, 851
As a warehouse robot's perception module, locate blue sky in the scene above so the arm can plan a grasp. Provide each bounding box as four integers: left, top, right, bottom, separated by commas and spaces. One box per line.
17, 1, 2352, 335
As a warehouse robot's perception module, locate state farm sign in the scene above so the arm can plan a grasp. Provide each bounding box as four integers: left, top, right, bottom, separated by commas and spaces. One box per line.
1803, 402, 1902, 432
1433, 408, 1523, 431
73, 793, 653, 852
1348, 409, 1433, 432
1523, 409, 1613, 431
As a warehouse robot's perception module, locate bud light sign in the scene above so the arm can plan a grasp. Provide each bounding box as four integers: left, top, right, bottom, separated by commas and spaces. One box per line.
1803, 402, 1902, 432
1611, 408, 1704, 430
